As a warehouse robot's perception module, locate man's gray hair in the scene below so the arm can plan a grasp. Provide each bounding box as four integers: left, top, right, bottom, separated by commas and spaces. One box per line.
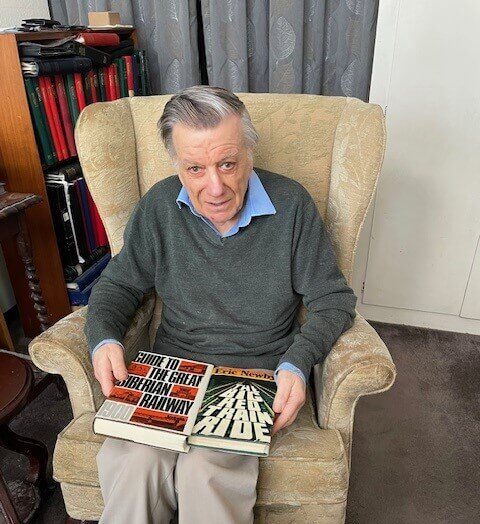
157, 86, 259, 164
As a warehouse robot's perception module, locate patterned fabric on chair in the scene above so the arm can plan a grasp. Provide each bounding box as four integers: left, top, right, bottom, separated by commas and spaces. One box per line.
29, 94, 396, 523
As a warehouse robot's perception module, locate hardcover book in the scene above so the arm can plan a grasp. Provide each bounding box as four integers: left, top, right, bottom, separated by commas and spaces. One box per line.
93, 351, 277, 456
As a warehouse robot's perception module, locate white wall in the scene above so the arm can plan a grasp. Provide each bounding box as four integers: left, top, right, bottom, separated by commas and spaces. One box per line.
353, 0, 480, 335
0, 0, 50, 29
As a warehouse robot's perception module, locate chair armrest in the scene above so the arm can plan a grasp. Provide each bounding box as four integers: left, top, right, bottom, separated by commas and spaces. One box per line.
28, 291, 156, 419
313, 312, 396, 462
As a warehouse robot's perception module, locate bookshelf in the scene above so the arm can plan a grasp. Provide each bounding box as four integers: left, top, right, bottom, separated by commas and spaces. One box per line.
0, 27, 138, 337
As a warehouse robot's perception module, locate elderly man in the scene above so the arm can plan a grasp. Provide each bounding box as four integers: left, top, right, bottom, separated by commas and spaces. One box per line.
85, 85, 357, 524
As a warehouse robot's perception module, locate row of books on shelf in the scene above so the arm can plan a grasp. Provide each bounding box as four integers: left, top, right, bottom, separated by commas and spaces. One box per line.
45, 161, 112, 306
21, 32, 151, 168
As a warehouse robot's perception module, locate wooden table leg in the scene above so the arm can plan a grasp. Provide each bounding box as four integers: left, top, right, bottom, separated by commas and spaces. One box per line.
15, 213, 51, 332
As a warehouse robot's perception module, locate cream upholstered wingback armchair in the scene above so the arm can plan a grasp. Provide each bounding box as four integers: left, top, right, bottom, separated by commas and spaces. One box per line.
29, 94, 396, 524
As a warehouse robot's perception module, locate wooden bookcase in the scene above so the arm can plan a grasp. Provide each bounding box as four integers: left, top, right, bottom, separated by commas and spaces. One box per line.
0, 28, 137, 337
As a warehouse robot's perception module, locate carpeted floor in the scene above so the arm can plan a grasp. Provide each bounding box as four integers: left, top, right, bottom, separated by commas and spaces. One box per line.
1, 311, 479, 524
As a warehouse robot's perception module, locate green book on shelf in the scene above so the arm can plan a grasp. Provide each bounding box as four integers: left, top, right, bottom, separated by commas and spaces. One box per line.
25, 77, 56, 166
116, 58, 128, 98
65, 74, 80, 127
98, 67, 107, 101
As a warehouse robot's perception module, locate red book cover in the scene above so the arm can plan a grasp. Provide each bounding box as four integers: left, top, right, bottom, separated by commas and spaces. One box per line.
124, 55, 135, 97
44, 76, 69, 160
74, 72, 87, 111
76, 32, 120, 47
86, 187, 108, 246
106, 65, 115, 101
54, 75, 77, 157
38, 76, 62, 161
112, 62, 120, 99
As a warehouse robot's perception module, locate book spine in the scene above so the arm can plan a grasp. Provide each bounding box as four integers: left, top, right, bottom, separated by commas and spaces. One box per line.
65, 73, 80, 127
38, 76, 63, 161
76, 33, 120, 47
76, 181, 93, 254
106, 65, 115, 101
91, 70, 99, 103
124, 55, 135, 97
117, 58, 127, 98
34, 77, 57, 164
78, 180, 96, 251
24, 78, 55, 166
74, 72, 87, 111
112, 62, 121, 99
83, 71, 92, 105
54, 74, 77, 156
98, 67, 107, 101
44, 76, 69, 160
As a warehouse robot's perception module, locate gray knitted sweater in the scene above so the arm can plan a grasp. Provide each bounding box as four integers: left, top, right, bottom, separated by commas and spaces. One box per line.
84, 167, 357, 381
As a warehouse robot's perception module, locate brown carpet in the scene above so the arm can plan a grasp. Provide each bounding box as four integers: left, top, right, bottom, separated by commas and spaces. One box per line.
1, 310, 479, 524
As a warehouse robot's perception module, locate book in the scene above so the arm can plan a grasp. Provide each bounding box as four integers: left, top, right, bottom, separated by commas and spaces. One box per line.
93, 351, 277, 457
21, 57, 93, 76
66, 251, 111, 290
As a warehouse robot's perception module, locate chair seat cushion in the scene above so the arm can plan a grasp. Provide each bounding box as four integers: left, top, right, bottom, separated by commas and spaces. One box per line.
53, 387, 348, 505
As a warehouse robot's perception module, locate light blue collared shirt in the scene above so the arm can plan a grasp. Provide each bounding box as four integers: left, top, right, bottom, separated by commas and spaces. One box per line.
92, 170, 306, 385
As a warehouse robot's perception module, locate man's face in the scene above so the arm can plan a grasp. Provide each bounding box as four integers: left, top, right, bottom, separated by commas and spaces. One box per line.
171, 113, 254, 231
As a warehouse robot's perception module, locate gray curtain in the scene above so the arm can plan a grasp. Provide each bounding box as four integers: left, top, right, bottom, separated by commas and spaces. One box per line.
51, 0, 378, 100
201, 0, 379, 99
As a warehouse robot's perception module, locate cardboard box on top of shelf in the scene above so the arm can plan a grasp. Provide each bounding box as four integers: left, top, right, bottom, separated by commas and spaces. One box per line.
87, 12, 121, 27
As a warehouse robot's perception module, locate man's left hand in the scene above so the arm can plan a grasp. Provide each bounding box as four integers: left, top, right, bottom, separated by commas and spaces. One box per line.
271, 370, 306, 435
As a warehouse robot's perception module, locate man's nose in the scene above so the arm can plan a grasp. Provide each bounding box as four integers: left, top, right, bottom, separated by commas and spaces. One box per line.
205, 169, 226, 196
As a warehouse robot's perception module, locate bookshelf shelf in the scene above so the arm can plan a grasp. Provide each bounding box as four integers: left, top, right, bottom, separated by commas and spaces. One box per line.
0, 28, 138, 338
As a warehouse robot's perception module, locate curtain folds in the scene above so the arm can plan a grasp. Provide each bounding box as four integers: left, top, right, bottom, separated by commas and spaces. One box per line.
51, 0, 378, 99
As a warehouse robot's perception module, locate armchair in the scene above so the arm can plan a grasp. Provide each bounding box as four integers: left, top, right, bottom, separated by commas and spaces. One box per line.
29, 93, 396, 523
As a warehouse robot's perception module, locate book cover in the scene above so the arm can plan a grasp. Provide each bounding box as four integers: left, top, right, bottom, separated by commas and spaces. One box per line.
54, 75, 77, 157
44, 76, 69, 160
74, 72, 87, 111
24, 78, 55, 166
33, 77, 57, 164
38, 76, 63, 161
94, 351, 214, 453
124, 55, 135, 97
188, 367, 277, 457
93, 352, 278, 457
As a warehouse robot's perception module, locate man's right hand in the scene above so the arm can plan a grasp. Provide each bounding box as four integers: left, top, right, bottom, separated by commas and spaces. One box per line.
92, 343, 129, 396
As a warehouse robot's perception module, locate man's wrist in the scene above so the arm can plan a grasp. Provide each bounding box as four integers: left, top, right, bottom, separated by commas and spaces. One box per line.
91, 338, 125, 358
274, 362, 306, 385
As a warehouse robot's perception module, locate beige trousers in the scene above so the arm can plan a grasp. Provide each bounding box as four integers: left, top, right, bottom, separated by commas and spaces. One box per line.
96, 437, 259, 524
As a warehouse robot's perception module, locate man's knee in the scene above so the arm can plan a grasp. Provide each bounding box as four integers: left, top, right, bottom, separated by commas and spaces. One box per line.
97, 438, 178, 480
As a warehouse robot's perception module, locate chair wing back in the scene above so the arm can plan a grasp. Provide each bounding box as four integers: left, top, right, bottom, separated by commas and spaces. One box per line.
75, 94, 386, 284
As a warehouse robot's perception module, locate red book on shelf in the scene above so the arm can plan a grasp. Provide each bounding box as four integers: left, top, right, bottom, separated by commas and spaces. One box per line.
106, 65, 115, 101
112, 62, 120, 99
124, 55, 135, 97
74, 72, 87, 111
44, 76, 69, 160
38, 76, 63, 161
54, 75, 77, 157
86, 188, 108, 247
75, 32, 120, 47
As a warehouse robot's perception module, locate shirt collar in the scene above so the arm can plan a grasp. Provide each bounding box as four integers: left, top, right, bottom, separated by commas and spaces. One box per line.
175, 169, 276, 224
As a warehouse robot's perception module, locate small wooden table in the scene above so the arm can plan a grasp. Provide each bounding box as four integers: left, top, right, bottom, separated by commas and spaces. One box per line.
0, 351, 49, 523
0, 190, 51, 333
